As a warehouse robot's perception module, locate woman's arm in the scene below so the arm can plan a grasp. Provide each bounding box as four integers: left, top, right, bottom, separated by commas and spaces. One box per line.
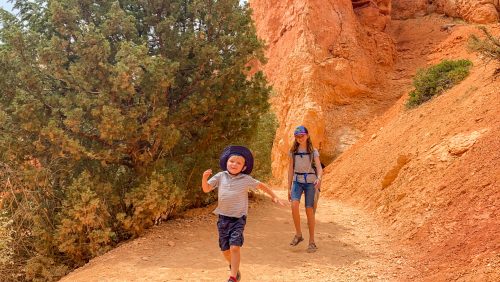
313, 154, 323, 188
288, 154, 294, 200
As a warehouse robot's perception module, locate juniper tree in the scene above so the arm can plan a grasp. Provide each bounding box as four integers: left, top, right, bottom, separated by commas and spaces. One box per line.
0, 0, 270, 279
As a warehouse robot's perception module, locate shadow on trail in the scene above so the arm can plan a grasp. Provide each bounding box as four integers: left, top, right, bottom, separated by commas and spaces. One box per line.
243, 196, 367, 268
61, 192, 371, 281
156, 194, 369, 270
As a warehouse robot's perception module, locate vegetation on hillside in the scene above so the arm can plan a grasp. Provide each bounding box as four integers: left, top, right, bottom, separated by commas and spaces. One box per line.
469, 26, 500, 62
0, 0, 272, 280
406, 59, 472, 108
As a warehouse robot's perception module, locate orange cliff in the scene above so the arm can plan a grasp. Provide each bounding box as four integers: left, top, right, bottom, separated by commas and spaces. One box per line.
251, 0, 499, 280
393, 0, 500, 23
250, 0, 396, 186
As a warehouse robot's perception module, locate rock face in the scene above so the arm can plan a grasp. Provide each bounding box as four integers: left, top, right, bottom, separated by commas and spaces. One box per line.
250, 0, 396, 185
392, 0, 500, 23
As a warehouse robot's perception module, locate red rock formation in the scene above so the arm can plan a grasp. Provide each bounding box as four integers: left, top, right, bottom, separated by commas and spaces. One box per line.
392, 0, 500, 23
250, 0, 396, 185
438, 0, 500, 23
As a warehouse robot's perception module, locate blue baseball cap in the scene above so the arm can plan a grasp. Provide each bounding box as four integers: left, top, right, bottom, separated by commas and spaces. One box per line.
294, 125, 308, 136
219, 145, 254, 174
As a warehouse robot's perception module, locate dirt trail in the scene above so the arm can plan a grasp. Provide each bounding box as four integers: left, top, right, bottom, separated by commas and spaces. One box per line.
61, 191, 413, 281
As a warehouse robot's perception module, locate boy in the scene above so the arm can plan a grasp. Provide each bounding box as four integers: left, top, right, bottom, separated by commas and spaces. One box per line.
202, 145, 286, 282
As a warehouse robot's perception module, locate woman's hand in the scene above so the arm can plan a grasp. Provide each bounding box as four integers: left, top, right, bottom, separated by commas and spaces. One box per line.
314, 178, 321, 189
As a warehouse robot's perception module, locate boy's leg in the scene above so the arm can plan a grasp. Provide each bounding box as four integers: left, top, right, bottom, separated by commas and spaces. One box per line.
229, 245, 241, 278
226, 216, 245, 280
223, 249, 231, 265
218, 215, 232, 266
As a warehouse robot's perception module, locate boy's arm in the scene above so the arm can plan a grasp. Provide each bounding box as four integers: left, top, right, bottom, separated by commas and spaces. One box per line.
202, 169, 214, 193
257, 182, 286, 206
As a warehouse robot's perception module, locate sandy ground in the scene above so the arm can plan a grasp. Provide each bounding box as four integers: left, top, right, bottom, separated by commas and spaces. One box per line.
60, 190, 416, 282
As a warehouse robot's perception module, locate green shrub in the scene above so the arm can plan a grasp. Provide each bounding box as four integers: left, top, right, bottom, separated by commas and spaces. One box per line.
24, 255, 68, 282
245, 110, 278, 182
0, 0, 270, 279
407, 59, 473, 108
117, 172, 182, 237
469, 26, 500, 62
54, 172, 115, 266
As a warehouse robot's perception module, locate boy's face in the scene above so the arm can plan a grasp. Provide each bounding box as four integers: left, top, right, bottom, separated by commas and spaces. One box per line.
227, 155, 246, 175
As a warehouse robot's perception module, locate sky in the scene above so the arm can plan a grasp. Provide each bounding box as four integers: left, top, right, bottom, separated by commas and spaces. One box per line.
0, 0, 13, 12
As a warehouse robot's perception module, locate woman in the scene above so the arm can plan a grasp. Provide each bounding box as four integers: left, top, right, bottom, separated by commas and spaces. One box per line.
287, 125, 323, 253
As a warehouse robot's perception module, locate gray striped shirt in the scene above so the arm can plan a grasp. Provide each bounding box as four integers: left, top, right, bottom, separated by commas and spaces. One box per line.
207, 171, 260, 218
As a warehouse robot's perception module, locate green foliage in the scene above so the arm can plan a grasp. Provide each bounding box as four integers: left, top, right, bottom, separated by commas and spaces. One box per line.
0, 210, 16, 280
469, 26, 500, 61
118, 172, 182, 237
245, 110, 278, 182
24, 255, 69, 282
54, 172, 115, 265
0, 0, 270, 279
406, 59, 472, 108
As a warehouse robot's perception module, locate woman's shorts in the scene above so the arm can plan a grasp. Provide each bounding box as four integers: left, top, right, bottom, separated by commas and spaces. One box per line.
291, 181, 316, 208
217, 214, 247, 251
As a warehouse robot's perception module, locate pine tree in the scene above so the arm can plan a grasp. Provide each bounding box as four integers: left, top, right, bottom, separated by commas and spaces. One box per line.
0, 0, 270, 279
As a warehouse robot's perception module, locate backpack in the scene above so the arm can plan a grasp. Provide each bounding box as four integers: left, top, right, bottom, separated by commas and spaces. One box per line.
292, 151, 325, 183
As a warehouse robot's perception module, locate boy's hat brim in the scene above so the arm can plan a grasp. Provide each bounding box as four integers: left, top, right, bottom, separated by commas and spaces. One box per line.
219, 145, 254, 174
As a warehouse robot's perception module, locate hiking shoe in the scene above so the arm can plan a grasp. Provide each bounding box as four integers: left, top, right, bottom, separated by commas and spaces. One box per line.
307, 242, 318, 253
290, 235, 304, 246
229, 265, 241, 281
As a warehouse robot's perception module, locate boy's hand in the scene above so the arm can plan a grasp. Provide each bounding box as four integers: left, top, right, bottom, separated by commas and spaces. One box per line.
273, 196, 287, 207
203, 169, 212, 179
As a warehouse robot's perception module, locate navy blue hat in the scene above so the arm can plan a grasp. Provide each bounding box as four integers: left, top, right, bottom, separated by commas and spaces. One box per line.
219, 145, 254, 174
294, 125, 308, 136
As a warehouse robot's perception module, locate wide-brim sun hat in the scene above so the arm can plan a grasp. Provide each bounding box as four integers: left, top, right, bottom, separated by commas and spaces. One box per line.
294, 125, 308, 136
219, 145, 254, 174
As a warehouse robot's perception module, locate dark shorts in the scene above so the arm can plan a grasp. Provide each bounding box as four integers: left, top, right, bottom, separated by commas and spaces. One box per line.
217, 214, 247, 251
291, 181, 316, 208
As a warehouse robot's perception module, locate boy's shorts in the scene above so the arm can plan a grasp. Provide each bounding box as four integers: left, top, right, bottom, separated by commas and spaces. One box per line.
291, 181, 316, 208
217, 214, 247, 251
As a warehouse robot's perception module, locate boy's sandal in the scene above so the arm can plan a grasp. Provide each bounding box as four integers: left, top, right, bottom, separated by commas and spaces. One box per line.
290, 235, 304, 246
229, 265, 241, 281
307, 242, 318, 253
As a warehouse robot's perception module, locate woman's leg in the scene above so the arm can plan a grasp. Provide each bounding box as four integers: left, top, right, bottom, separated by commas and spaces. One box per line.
305, 207, 315, 244
291, 200, 302, 236
304, 184, 316, 244
290, 181, 304, 236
